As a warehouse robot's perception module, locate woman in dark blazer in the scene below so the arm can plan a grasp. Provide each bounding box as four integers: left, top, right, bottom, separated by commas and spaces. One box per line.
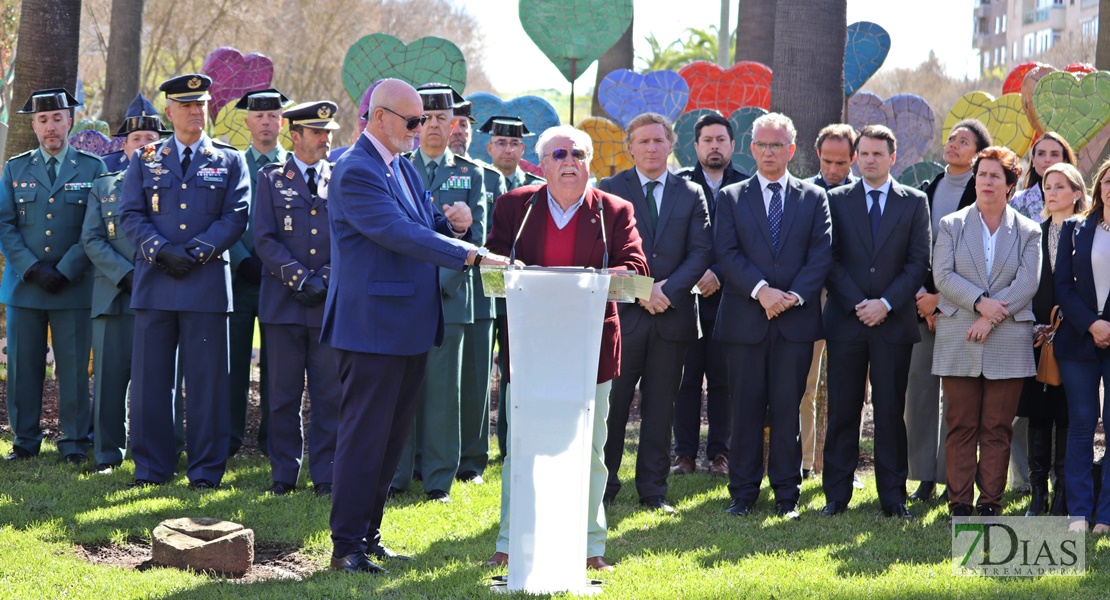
1055, 158, 1110, 533
1018, 163, 1090, 517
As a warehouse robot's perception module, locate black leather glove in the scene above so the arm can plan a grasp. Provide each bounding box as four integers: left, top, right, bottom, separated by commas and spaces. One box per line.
293, 280, 328, 307
27, 261, 68, 293
120, 270, 135, 294
155, 244, 196, 279
238, 256, 264, 285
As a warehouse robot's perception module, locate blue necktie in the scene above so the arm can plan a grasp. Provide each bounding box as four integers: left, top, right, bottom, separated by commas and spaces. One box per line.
392, 157, 418, 216
767, 182, 783, 250
868, 189, 882, 244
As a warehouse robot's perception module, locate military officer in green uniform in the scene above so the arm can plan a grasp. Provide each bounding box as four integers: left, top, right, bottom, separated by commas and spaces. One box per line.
391, 84, 487, 502
478, 115, 544, 458
81, 94, 170, 473
0, 88, 106, 463
229, 88, 290, 457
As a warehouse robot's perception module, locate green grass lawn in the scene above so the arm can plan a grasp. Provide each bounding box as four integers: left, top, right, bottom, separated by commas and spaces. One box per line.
2, 429, 1109, 599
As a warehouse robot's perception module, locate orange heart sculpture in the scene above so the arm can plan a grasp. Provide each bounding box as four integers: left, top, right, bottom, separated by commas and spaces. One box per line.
1077, 124, 1110, 176
943, 91, 1034, 156
1021, 64, 1057, 135
577, 117, 632, 180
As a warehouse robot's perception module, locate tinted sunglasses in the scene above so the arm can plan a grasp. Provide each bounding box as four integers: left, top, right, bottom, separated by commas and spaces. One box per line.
382, 106, 428, 130
548, 148, 588, 162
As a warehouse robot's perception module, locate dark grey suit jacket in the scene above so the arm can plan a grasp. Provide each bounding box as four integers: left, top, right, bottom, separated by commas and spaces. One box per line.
598, 168, 712, 342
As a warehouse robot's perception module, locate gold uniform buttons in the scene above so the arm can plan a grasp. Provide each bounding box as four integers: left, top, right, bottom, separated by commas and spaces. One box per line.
310, 249, 316, 255
311, 228, 317, 235
181, 183, 187, 190
48, 197, 55, 203
45, 230, 52, 236
44, 246, 51, 252
179, 224, 187, 230
46, 214, 53, 219
180, 204, 187, 209
297, 269, 304, 274
311, 210, 317, 215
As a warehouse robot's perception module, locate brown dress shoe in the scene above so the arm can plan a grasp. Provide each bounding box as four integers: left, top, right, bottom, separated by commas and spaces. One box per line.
586, 556, 615, 571
708, 453, 729, 476
484, 551, 508, 567
671, 455, 695, 475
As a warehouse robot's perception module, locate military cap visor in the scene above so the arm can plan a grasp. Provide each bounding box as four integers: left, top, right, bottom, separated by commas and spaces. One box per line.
478, 116, 533, 138
17, 88, 80, 114
114, 115, 172, 137
419, 89, 456, 112
453, 101, 478, 124
283, 101, 341, 130
159, 74, 213, 102
234, 88, 291, 112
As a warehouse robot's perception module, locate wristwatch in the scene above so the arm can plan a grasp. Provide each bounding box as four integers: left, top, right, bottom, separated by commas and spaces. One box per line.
473, 246, 489, 266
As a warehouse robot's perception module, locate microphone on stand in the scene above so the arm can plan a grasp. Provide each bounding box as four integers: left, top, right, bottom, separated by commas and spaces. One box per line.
508, 191, 540, 266
597, 196, 609, 271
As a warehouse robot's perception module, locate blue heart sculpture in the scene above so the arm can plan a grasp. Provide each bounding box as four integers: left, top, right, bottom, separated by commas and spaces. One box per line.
68, 129, 122, 157
673, 107, 767, 175
843, 21, 890, 96
465, 93, 561, 165
597, 69, 689, 129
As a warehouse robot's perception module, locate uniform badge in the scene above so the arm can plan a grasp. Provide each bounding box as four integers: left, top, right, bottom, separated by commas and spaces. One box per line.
284, 214, 293, 232
152, 193, 160, 213
317, 106, 332, 119
275, 181, 283, 189
20, 182, 25, 188
203, 148, 212, 156
162, 146, 171, 156
460, 166, 468, 173
285, 170, 295, 180
187, 76, 202, 89
107, 221, 116, 237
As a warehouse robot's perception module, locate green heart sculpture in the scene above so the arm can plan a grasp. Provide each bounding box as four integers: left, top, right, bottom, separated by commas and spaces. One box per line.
342, 34, 466, 104
520, 0, 633, 82
1031, 71, 1110, 152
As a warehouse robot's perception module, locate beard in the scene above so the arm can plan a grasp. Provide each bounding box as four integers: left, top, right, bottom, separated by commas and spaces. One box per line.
702, 153, 726, 169
388, 129, 415, 153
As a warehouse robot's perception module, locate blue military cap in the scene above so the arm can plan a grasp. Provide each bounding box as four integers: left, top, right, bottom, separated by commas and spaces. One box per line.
417, 83, 464, 112
478, 116, 534, 138
17, 88, 81, 114
234, 88, 291, 112
114, 94, 172, 137
282, 101, 340, 130
159, 74, 213, 102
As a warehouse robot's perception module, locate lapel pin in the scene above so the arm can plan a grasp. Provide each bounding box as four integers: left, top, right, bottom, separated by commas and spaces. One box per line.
286, 170, 295, 180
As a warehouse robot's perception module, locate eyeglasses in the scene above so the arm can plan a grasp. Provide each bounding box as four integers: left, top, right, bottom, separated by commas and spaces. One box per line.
493, 139, 524, 150
752, 141, 786, 153
381, 106, 428, 131
547, 148, 588, 162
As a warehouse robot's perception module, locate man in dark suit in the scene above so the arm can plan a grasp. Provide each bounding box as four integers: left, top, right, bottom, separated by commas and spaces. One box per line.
714, 113, 832, 520
321, 79, 511, 575
119, 74, 250, 488
820, 125, 931, 520
598, 112, 712, 513
673, 112, 748, 477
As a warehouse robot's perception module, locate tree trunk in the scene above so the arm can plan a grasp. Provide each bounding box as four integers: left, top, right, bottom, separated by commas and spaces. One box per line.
100, 0, 144, 131
4, 0, 83, 161
770, 0, 846, 178
734, 0, 776, 67
591, 16, 634, 121
1097, 0, 1110, 71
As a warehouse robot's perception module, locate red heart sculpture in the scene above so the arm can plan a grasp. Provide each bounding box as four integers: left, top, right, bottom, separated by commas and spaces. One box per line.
200, 47, 275, 120
1065, 63, 1096, 75
678, 61, 772, 115
1002, 62, 1047, 96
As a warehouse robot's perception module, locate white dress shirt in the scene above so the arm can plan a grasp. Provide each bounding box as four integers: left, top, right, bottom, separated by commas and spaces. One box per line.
750, 172, 804, 305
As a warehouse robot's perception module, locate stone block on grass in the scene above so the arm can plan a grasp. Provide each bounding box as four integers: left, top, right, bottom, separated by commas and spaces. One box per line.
152, 517, 254, 577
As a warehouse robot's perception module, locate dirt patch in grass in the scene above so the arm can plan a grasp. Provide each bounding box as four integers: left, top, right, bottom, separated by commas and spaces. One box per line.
75, 540, 321, 582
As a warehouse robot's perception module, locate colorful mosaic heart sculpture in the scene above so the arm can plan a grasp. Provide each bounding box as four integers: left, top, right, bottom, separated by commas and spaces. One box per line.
1031, 70, 1110, 152
466, 93, 560, 165
1003, 62, 1047, 95
597, 69, 689, 128
519, 0, 633, 83
847, 92, 935, 177
843, 21, 890, 96
342, 34, 466, 105
577, 116, 632, 180
679, 61, 772, 115
943, 91, 1034, 156
672, 107, 766, 175
209, 102, 292, 152
1021, 64, 1058, 135
896, 161, 944, 190
68, 129, 119, 157
71, 119, 109, 136
200, 47, 275, 120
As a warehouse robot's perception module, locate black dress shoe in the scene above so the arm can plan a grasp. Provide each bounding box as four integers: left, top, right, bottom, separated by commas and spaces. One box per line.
314, 483, 333, 497
821, 501, 848, 516
882, 503, 914, 520
62, 453, 86, 466
266, 481, 296, 495
802, 468, 812, 479
330, 551, 387, 574
950, 504, 974, 517
386, 486, 403, 500
369, 543, 413, 561
456, 471, 484, 484
129, 478, 164, 488
725, 499, 754, 516
909, 481, 935, 502
426, 490, 451, 503
639, 495, 676, 514
776, 501, 800, 520
4, 446, 33, 461
189, 479, 217, 490
976, 504, 999, 517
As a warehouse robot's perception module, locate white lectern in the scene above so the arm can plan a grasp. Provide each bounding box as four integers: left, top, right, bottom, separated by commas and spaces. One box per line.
482, 266, 649, 596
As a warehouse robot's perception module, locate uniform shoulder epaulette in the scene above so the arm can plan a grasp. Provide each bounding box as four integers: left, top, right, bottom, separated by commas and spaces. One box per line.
453, 153, 480, 167
524, 172, 546, 184
477, 161, 501, 175
9, 149, 34, 160
210, 139, 238, 150
74, 148, 104, 161
98, 170, 123, 179
259, 162, 282, 173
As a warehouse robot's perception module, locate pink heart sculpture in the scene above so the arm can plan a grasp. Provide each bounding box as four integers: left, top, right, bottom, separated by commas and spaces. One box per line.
678, 61, 772, 115
200, 47, 275, 120
846, 91, 935, 177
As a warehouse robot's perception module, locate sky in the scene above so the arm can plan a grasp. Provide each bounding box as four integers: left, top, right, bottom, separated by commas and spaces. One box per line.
465, 0, 977, 95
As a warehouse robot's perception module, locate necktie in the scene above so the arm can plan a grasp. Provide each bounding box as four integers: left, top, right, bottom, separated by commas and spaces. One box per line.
46, 156, 57, 185
426, 160, 437, 187
306, 167, 318, 197
392, 158, 419, 216
868, 189, 882, 244
644, 180, 660, 229
257, 153, 272, 172
767, 182, 783, 250
181, 147, 193, 172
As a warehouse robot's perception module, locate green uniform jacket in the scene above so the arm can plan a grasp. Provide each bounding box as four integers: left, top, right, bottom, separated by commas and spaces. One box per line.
0, 146, 107, 308
231, 146, 288, 272
473, 159, 506, 320
82, 171, 136, 317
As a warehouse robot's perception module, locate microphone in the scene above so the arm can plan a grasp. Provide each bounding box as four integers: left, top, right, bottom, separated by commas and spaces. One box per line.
508, 191, 539, 266
597, 195, 609, 271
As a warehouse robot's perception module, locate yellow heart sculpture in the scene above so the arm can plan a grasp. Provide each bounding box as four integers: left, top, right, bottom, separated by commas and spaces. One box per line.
208, 103, 293, 152
577, 117, 632, 181
943, 92, 1034, 157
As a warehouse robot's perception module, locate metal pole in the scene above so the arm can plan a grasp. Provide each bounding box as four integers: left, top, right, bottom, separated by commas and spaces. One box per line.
718, 0, 731, 67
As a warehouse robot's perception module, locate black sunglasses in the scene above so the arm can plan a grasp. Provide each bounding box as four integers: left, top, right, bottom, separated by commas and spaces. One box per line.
381, 106, 428, 130
548, 148, 588, 162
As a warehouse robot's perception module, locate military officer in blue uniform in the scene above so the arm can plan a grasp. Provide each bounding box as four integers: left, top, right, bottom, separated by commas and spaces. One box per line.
0, 88, 106, 463
478, 115, 543, 458
390, 84, 487, 502
254, 101, 342, 496
119, 74, 250, 488
229, 88, 290, 457
82, 94, 171, 473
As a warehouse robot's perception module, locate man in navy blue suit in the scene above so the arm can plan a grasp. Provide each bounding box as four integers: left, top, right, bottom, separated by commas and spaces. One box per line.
714, 112, 832, 520
321, 79, 512, 575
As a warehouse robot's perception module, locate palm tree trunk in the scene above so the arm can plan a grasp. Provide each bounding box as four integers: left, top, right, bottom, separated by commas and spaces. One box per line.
100, 0, 144, 132
1097, 0, 1110, 72
734, 0, 776, 67
591, 17, 634, 120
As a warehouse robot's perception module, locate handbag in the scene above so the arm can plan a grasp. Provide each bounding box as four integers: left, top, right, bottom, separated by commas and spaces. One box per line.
1036, 305, 1062, 386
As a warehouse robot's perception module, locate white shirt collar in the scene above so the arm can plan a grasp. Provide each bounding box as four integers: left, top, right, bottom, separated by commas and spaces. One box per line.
635, 168, 668, 189
174, 135, 202, 158
862, 178, 892, 198
291, 154, 321, 181
755, 171, 789, 192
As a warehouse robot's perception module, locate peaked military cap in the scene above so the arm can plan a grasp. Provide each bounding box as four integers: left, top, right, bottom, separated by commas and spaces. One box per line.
234, 88, 291, 112
417, 83, 464, 112
17, 88, 81, 114
114, 93, 172, 137
283, 101, 340, 130
478, 116, 534, 138
159, 74, 213, 102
